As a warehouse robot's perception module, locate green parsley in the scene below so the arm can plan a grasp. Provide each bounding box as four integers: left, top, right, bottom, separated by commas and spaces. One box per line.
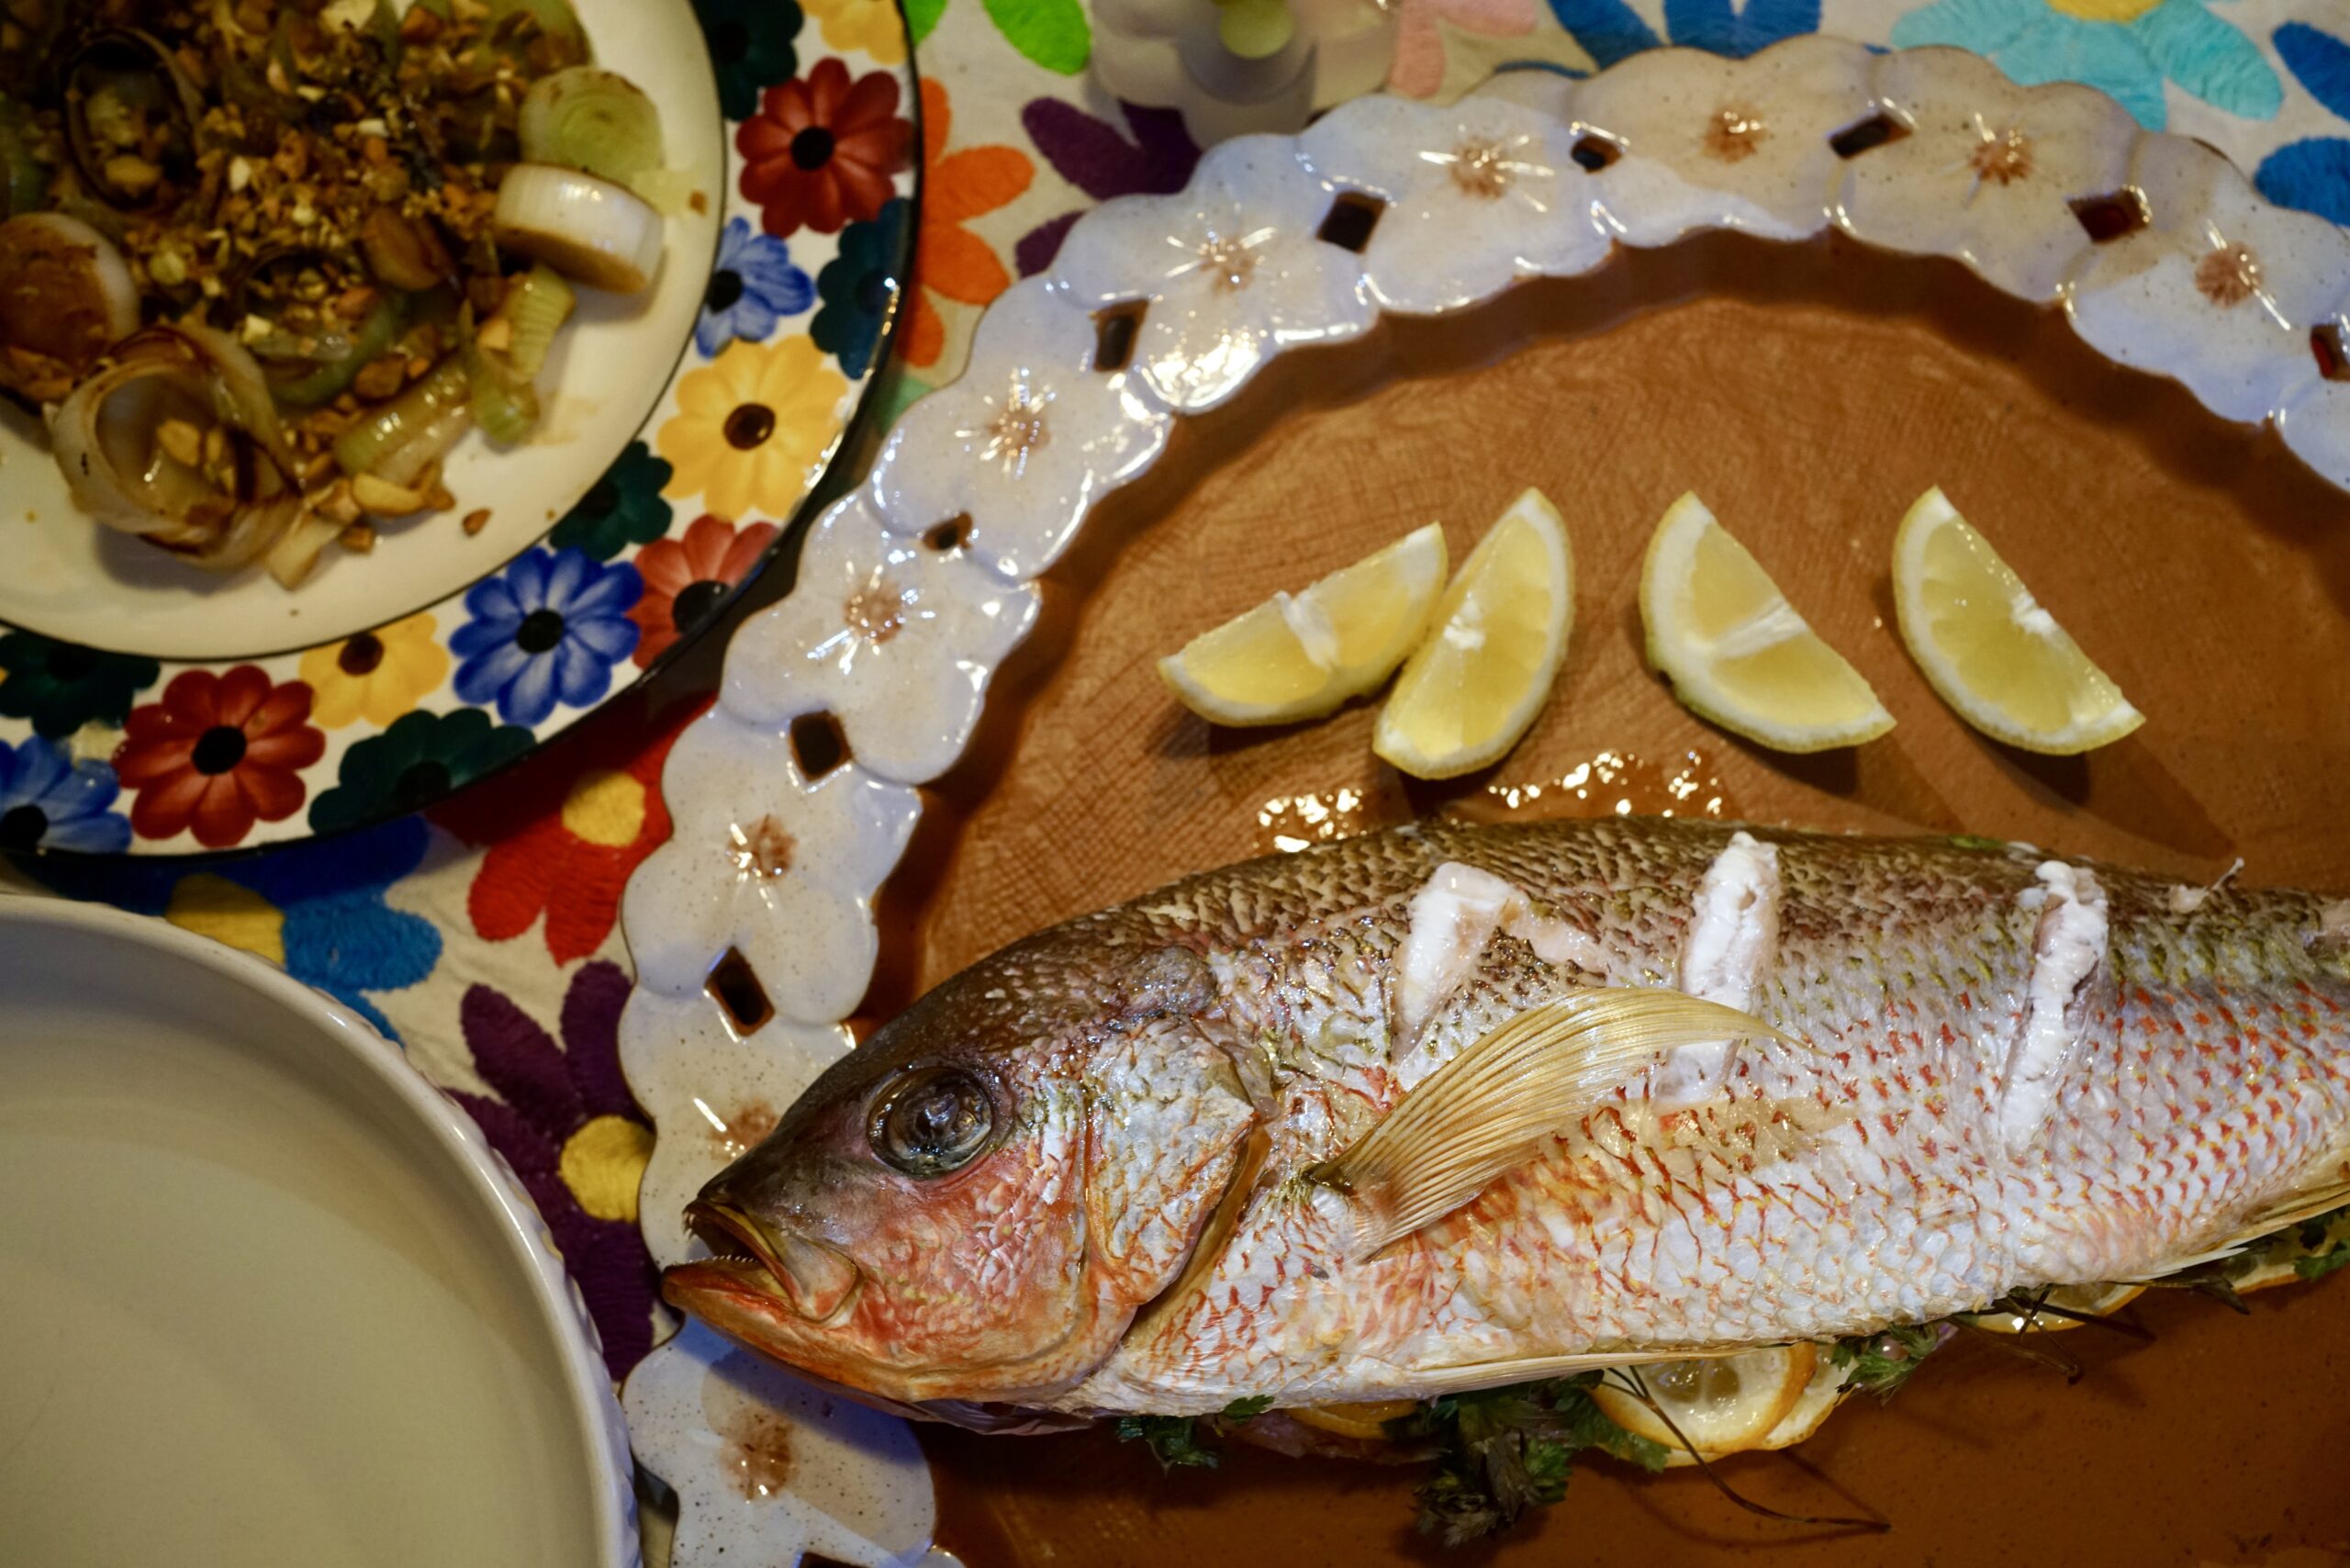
1388, 1373, 1668, 1546
1114, 1415, 1222, 1472
1830, 1323, 1943, 1401
1220, 1394, 1275, 1422
2296, 1243, 2350, 1282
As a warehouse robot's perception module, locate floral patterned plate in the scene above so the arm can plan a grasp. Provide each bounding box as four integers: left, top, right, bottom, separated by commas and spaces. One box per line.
0, 0, 919, 857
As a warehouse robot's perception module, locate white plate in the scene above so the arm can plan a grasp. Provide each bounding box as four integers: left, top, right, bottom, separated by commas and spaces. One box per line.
0, 895, 637, 1567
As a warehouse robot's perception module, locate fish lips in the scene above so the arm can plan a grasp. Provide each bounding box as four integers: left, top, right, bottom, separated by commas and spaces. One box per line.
680, 1199, 863, 1324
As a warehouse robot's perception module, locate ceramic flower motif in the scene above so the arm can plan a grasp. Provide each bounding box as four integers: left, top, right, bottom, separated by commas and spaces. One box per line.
901, 78, 1035, 372
0, 734, 130, 853
112, 666, 325, 848
738, 57, 914, 239
309, 707, 535, 835
549, 442, 677, 563
449, 960, 663, 1380
1890, 0, 2280, 131
722, 492, 1040, 785
297, 613, 449, 731
1051, 133, 1375, 411
436, 707, 693, 966
1297, 92, 1604, 312
811, 197, 912, 379
696, 218, 816, 358
871, 275, 1173, 582
0, 631, 158, 741
800, 0, 907, 67
453, 549, 643, 729
622, 707, 917, 1022
658, 336, 850, 524
631, 515, 783, 670
691, 0, 807, 121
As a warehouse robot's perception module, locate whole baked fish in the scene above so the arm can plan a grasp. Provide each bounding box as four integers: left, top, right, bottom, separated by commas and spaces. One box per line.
665, 817, 2350, 1419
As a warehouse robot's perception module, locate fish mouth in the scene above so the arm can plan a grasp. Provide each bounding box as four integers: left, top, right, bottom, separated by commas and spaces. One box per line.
682, 1200, 863, 1324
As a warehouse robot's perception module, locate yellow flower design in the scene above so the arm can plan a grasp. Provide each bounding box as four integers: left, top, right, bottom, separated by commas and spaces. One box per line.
657, 336, 848, 523
802, 0, 908, 63
297, 613, 449, 730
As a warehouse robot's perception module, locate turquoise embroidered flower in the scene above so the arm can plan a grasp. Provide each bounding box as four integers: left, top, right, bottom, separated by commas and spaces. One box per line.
1890, 0, 2281, 130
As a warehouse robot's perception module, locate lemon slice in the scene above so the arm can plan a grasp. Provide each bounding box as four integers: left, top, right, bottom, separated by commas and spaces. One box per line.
1158, 523, 1449, 726
1372, 488, 1573, 779
1891, 487, 2143, 755
1588, 1343, 1817, 1459
1639, 494, 1893, 754
1961, 1282, 2145, 1334
1287, 1399, 1420, 1441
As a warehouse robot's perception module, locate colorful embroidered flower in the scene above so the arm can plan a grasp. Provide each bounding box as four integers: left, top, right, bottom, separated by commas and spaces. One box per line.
1546, 0, 1818, 66
1014, 98, 1202, 277
656, 336, 848, 522
452, 549, 643, 728
112, 666, 325, 848
1891, 0, 2280, 129
0, 734, 130, 854
737, 58, 912, 239
811, 197, 911, 378
436, 706, 692, 964
549, 442, 676, 562
1389, 0, 1538, 96
629, 515, 780, 668
448, 961, 661, 1378
297, 613, 449, 731
900, 80, 1033, 371
308, 707, 536, 834
696, 218, 815, 359
2257, 22, 2350, 224
801, 0, 907, 64
0, 631, 160, 740
693, 0, 804, 121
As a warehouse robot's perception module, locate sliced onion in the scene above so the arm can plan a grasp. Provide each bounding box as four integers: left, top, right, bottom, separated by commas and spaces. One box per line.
49, 322, 313, 575
0, 213, 141, 402
518, 68, 665, 187
492, 163, 662, 294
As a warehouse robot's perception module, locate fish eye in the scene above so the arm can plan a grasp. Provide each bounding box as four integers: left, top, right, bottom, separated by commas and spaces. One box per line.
868, 1066, 994, 1178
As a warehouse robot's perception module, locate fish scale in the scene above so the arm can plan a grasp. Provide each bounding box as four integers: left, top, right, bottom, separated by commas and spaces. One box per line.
667, 815, 2350, 1420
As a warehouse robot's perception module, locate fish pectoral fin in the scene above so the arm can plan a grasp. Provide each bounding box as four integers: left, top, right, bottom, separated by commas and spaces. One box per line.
1309, 987, 1796, 1262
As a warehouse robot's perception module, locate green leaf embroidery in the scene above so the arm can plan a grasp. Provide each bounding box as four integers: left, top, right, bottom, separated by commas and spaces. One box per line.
981, 0, 1089, 74
903, 0, 946, 45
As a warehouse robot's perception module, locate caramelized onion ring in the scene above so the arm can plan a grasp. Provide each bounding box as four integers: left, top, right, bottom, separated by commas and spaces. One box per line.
0, 213, 140, 403
49, 322, 312, 575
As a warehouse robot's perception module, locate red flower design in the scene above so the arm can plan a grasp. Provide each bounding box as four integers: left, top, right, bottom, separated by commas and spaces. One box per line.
113, 666, 325, 847
736, 57, 912, 239
433, 702, 702, 963
628, 515, 779, 669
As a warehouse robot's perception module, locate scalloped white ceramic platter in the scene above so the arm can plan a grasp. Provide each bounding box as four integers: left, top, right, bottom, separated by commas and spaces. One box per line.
617, 39, 2350, 1568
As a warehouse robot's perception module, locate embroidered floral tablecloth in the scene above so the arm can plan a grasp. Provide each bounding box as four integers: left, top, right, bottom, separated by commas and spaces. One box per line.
5, 0, 2346, 1544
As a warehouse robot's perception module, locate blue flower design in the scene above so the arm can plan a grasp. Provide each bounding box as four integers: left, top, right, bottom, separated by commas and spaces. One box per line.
452, 548, 643, 728
1889, 0, 2281, 130
2257, 22, 2350, 224
696, 217, 815, 358
0, 735, 130, 854
28, 816, 441, 1040
1543, 0, 1818, 67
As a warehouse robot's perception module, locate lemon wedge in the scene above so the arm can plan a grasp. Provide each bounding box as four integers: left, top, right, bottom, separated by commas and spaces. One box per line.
1639, 493, 1893, 753
1158, 523, 1449, 726
1961, 1282, 2145, 1334
1891, 487, 2143, 755
1589, 1344, 1818, 1459
1372, 488, 1573, 780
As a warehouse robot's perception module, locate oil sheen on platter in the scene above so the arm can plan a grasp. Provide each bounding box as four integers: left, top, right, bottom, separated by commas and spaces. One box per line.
874, 233, 2350, 1565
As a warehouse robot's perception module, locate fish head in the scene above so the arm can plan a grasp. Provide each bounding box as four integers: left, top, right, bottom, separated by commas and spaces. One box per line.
665, 936, 1261, 1410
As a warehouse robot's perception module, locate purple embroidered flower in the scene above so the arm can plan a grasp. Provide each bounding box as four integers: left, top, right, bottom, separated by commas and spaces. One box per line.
1013, 97, 1203, 277
453, 548, 643, 728
449, 960, 660, 1379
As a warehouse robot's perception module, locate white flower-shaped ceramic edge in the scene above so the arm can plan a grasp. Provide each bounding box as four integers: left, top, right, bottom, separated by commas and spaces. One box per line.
624, 1320, 936, 1568
2070, 133, 2350, 427
722, 491, 1042, 782
622, 706, 918, 1021
620, 988, 854, 1267
870, 277, 1172, 583
1840, 46, 2138, 303
1567, 38, 1878, 246
1052, 133, 1375, 412
1297, 91, 1605, 314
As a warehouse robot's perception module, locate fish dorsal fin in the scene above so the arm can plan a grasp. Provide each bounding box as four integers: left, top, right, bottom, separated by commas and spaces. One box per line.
1308, 988, 1795, 1261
